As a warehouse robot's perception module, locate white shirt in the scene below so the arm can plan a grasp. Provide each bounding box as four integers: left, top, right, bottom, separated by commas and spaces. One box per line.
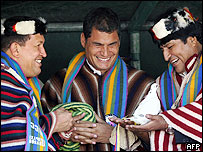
86, 59, 102, 76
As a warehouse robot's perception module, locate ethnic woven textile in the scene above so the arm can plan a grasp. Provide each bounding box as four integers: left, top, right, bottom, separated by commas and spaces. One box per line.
51, 102, 96, 151
1, 51, 48, 151
61, 51, 128, 118
159, 55, 202, 111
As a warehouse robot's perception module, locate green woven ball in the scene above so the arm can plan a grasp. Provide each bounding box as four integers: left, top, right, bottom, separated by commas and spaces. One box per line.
51, 102, 96, 151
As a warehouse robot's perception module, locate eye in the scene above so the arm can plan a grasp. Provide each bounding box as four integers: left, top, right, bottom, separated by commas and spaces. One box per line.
95, 43, 101, 46
108, 42, 118, 48
35, 43, 41, 47
167, 45, 173, 49
92, 42, 102, 47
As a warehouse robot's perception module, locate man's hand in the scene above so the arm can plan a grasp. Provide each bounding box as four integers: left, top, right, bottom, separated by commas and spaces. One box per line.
70, 112, 114, 144
125, 114, 168, 132
109, 114, 168, 144
53, 107, 85, 133
109, 114, 168, 132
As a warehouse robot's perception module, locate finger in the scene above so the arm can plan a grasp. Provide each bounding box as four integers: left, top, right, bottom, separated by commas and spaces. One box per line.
145, 114, 156, 120
74, 121, 97, 128
124, 119, 135, 125
108, 117, 119, 122
73, 125, 96, 133
94, 112, 105, 123
82, 138, 96, 145
73, 113, 86, 122
74, 130, 97, 139
126, 124, 148, 132
72, 134, 96, 144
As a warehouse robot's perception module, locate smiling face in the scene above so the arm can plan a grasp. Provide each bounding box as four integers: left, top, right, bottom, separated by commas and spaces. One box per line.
16, 33, 47, 78
160, 37, 199, 74
81, 27, 120, 74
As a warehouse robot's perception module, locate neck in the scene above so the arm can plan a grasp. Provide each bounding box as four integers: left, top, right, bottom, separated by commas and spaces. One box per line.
86, 59, 102, 76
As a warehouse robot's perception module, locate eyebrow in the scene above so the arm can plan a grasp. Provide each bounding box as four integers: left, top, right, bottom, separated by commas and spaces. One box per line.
161, 42, 173, 48
92, 41, 118, 46
92, 42, 102, 45
109, 41, 118, 45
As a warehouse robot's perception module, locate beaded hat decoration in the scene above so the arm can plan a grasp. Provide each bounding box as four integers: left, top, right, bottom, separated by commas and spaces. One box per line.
151, 7, 197, 40
1, 16, 47, 36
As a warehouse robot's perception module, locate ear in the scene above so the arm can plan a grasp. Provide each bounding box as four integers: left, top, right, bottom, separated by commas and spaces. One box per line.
80, 33, 86, 48
187, 36, 197, 47
10, 42, 21, 57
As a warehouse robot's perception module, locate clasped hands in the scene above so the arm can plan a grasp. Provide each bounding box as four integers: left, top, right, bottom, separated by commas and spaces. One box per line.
70, 112, 114, 145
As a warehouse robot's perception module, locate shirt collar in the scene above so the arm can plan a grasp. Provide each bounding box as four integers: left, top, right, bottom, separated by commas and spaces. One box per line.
185, 54, 198, 73
176, 53, 198, 84
86, 59, 102, 76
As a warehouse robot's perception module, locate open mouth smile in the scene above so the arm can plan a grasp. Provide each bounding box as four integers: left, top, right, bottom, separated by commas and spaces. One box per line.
171, 58, 179, 65
96, 56, 111, 62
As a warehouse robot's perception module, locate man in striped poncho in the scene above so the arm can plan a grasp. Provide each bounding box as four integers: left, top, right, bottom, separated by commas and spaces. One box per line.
1, 16, 84, 151
110, 7, 202, 151
41, 7, 154, 151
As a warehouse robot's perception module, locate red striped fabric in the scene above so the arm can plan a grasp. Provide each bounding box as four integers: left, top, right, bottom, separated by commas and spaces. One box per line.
151, 99, 202, 151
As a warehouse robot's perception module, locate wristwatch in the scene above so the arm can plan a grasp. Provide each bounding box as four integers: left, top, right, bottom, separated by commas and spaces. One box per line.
166, 125, 174, 135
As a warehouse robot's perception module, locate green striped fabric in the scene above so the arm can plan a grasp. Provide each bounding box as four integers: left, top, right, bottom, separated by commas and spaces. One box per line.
51, 102, 96, 151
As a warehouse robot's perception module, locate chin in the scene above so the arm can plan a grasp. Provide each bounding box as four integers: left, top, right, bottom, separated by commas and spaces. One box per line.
34, 70, 41, 77
175, 69, 185, 74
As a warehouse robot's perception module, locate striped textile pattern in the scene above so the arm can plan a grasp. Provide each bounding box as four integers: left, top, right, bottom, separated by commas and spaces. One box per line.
51, 102, 96, 151
1, 69, 30, 151
1, 51, 48, 151
62, 51, 128, 119
41, 55, 155, 151
150, 99, 202, 151
159, 55, 202, 111
150, 54, 202, 151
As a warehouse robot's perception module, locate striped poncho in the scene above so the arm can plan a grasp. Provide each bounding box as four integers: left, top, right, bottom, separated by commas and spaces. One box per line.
1, 51, 64, 151
41, 51, 154, 151
150, 54, 202, 151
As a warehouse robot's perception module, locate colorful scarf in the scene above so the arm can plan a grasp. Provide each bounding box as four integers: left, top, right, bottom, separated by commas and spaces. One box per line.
1, 51, 48, 151
61, 51, 128, 151
159, 55, 202, 111
61, 51, 128, 118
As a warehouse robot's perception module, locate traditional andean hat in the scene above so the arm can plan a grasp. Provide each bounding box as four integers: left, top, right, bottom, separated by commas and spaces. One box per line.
151, 7, 198, 40
1, 16, 47, 36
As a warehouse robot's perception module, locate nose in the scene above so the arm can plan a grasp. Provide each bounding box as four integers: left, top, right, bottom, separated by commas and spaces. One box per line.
101, 45, 108, 56
163, 48, 171, 61
40, 46, 47, 58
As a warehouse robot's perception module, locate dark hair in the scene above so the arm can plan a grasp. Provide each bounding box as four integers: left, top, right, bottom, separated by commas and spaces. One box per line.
83, 7, 121, 40
1, 16, 47, 52
1, 35, 30, 52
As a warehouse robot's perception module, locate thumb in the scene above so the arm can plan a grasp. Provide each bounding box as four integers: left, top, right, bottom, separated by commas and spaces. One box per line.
94, 112, 105, 123
145, 114, 156, 120
73, 113, 86, 122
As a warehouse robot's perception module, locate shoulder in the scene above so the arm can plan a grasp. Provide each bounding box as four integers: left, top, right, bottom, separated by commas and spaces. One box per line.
1, 65, 32, 110
42, 68, 67, 90
1, 64, 24, 88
